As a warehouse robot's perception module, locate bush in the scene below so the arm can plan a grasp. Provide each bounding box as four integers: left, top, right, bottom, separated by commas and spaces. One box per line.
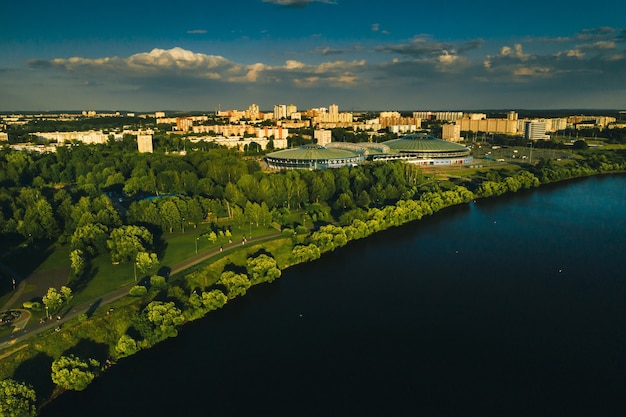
150, 275, 167, 290
129, 285, 148, 297
22, 301, 43, 311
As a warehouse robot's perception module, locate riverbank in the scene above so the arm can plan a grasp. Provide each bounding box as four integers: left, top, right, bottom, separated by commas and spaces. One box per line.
2, 157, 625, 414
37, 173, 626, 417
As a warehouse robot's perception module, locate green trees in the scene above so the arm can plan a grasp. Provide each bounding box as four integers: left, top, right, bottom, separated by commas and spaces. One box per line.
218, 271, 252, 299
246, 254, 281, 284
51, 355, 100, 391
292, 244, 321, 262
201, 289, 228, 311
42, 286, 72, 317
0, 378, 37, 417
143, 301, 185, 341
115, 335, 139, 358
135, 252, 160, 280
107, 225, 154, 263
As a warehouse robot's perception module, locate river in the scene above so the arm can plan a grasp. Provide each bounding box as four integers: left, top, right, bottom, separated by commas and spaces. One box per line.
40, 175, 626, 417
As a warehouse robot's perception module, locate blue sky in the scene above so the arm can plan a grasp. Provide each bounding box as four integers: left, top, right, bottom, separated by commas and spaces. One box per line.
1, 0, 625, 112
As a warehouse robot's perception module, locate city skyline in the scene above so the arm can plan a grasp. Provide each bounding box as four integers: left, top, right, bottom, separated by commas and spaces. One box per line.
1, 0, 625, 112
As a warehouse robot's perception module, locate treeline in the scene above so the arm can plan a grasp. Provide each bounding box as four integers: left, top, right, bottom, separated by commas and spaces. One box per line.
0, 144, 426, 243
6, 116, 156, 142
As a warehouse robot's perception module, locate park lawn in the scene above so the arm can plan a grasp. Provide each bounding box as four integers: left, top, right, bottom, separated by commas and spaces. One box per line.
70, 258, 135, 305
182, 236, 295, 290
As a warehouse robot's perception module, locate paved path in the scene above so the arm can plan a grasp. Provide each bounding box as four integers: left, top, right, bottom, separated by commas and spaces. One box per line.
0, 232, 282, 350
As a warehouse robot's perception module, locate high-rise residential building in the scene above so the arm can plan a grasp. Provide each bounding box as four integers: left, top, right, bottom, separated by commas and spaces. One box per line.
274, 104, 287, 120
524, 121, 548, 140
176, 117, 193, 132
246, 104, 260, 120
380, 111, 401, 118
457, 116, 518, 135
329, 104, 339, 115
137, 133, 153, 153
412, 111, 464, 121
314, 129, 332, 146
442, 124, 462, 142
286, 104, 297, 118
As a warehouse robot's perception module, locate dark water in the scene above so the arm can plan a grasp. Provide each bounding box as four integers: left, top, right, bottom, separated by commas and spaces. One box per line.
40, 175, 626, 417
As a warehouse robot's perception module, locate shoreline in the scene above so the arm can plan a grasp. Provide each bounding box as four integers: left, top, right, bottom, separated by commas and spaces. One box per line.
2, 167, 625, 415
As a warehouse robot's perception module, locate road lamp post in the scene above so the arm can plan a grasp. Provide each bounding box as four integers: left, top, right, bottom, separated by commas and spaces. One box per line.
195, 237, 199, 254
249, 222, 252, 239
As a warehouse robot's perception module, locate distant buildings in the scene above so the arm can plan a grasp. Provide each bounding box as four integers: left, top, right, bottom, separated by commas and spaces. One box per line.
1, 106, 622, 158
524, 121, 549, 141
442, 124, 462, 142
137, 133, 154, 153
32, 130, 119, 144
314, 129, 332, 146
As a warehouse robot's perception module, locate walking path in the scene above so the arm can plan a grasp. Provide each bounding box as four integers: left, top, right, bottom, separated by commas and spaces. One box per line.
0, 232, 281, 350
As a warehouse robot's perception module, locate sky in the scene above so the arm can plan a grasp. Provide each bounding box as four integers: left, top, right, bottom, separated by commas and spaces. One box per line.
1, 0, 626, 112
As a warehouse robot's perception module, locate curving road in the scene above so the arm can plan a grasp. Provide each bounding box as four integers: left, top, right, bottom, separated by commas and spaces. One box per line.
0, 232, 281, 350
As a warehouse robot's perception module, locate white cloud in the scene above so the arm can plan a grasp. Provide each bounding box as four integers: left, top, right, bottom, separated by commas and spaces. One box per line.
18, 27, 626, 110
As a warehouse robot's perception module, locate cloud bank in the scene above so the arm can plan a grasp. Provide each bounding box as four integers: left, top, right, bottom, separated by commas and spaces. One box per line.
14, 27, 626, 110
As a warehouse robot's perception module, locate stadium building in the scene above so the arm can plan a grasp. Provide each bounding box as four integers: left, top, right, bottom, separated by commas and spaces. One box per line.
264, 144, 364, 170
371, 133, 472, 166
264, 133, 471, 170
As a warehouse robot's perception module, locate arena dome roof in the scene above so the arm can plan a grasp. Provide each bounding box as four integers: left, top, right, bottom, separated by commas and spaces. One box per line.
383, 133, 470, 154
267, 144, 361, 160
265, 144, 364, 169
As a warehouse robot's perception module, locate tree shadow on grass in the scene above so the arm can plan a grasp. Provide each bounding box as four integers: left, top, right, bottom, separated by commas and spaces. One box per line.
62, 338, 110, 365
12, 351, 56, 405
68, 264, 98, 295
222, 262, 247, 275
3, 242, 55, 282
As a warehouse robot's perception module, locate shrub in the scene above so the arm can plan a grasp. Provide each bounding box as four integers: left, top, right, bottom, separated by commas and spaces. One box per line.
22, 301, 43, 311
129, 285, 148, 297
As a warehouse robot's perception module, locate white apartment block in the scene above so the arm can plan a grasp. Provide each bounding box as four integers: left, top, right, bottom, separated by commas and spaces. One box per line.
413, 111, 464, 121
524, 121, 549, 140
256, 127, 289, 142
388, 125, 418, 134
456, 118, 518, 135
286, 104, 298, 118
188, 136, 287, 151
315, 111, 353, 124
137, 134, 153, 153
33, 131, 118, 144
0, 132, 8, 141
314, 129, 332, 146
380, 111, 401, 118
442, 124, 462, 142
192, 124, 257, 137
246, 104, 260, 120
274, 104, 288, 120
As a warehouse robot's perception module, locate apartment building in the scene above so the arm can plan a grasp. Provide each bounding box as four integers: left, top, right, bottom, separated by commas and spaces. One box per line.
524, 121, 549, 141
